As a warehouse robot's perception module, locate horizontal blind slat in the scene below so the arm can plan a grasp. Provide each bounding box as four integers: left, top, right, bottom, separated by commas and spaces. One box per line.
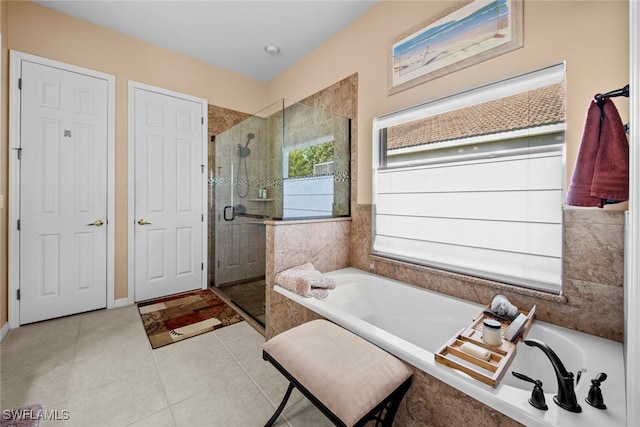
376, 190, 562, 223
376, 214, 561, 257
377, 152, 562, 194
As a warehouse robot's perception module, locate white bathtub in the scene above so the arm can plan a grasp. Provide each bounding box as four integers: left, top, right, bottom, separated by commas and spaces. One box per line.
274, 268, 626, 427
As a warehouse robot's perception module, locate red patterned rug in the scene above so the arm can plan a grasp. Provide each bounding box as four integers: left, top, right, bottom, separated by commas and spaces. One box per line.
138, 289, 243, 349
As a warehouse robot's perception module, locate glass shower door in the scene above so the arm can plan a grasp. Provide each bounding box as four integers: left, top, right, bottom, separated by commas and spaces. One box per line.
214, 119, 267, 285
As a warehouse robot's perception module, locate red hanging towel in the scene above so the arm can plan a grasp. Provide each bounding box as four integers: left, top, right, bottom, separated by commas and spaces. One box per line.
566, 98, 628, 207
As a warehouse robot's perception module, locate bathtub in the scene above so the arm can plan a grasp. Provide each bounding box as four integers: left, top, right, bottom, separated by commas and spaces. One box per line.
274, 268, 626, 427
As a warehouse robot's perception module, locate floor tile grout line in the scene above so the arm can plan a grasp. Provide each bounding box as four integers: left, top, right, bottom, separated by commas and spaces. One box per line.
144, 307, 179, 427
62, 317, 82, 416
212, 328, 295, 427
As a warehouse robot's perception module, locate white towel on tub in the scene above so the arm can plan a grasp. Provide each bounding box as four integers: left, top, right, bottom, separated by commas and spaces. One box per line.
275, 263, 336, 299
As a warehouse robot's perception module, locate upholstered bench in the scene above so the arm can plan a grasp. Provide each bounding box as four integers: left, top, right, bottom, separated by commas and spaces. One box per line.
262, 319, 413, 427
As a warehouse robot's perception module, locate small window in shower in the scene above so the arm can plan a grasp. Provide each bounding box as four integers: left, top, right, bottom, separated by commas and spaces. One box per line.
287, 140, 335, 178
283, 136, 337, 218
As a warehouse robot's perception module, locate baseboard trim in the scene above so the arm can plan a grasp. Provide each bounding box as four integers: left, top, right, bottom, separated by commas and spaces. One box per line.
114, 298, 131, 308
1, 322, 11, 343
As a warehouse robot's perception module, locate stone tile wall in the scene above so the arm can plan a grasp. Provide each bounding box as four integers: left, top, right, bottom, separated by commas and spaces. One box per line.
265, 218, 351, 339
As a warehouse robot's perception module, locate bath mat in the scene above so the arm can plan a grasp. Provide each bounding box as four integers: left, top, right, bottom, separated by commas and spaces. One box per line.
0, 403, 43, 427
138, 289, 243, 349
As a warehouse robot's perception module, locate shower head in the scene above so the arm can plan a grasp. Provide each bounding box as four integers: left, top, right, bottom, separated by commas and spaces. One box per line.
238, 133, 254, 158
245, 133, 255, 147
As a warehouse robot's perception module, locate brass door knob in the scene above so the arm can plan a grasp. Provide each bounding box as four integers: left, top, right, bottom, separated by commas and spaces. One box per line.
87, 219, 104, 226
137, 219, 152, 225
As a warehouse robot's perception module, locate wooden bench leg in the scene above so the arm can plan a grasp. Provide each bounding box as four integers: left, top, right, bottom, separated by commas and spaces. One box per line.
265, 382, 295, 427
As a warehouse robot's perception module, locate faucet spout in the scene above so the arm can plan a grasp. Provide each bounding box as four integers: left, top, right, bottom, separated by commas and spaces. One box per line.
524, 338, 582, 413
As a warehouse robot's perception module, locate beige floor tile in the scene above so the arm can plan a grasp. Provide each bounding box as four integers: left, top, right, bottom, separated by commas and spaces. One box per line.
74, 322, 150, 364
1, 315, 80, 353
1, 336, 77, 381
66, 369, 168, 427
153, 333, 246, 405
170, 379, 276, 427
0, 362, 70, 411
216, 323, 304, 409
66, 344, 156, 396
126, 408, 175, 427
78, 306, 143, 336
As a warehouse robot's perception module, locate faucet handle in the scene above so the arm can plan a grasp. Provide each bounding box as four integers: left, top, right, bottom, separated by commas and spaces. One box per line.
585, 372, 608, 410
512, 371, 548, 411
592, 372, 607, 385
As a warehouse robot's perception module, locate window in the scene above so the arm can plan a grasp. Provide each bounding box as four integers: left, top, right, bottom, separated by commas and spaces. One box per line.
288, 140, 335, 178
283, 136, 336, 218
372, 64, 566, 293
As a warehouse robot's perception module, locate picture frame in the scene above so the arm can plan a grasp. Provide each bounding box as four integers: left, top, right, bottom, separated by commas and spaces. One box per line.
389, 0, 524, 95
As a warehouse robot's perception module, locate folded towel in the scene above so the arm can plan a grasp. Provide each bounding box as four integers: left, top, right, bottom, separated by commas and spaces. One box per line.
275, 263, 336, 299
566, 98, 629, 207
490, 295, 518, 318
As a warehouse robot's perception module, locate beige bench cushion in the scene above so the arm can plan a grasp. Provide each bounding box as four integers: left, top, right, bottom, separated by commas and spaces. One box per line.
263, 319, 412, 426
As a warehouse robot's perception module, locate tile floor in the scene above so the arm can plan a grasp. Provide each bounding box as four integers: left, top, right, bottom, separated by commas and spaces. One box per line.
0, 305, 332, 426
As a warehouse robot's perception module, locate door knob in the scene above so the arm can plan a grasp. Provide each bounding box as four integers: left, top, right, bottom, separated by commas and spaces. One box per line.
87, 219, 104, 226
137, 219, 152, 225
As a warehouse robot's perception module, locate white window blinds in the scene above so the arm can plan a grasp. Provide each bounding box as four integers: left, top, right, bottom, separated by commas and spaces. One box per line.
372, 64, 566, 293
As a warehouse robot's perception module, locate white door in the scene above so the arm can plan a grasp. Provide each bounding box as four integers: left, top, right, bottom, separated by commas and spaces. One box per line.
133, 87, 205, 302
19, 61, 108, 324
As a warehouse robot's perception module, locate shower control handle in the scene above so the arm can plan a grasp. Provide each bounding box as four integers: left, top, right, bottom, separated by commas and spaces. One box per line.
223, 205, 235, 221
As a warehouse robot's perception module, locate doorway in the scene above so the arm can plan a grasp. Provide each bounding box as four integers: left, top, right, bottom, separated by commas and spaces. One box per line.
129, 82, 208, 302
8, 51, 116, 326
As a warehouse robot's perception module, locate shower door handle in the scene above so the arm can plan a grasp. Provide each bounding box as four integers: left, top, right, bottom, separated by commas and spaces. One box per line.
223, 205, 235, 221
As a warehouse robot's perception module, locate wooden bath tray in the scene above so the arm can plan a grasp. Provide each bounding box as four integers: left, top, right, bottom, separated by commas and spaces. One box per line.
434, 305, 535, 387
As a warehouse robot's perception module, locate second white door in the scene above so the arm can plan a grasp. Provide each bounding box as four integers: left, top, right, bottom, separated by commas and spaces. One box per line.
132, 86, 206, 302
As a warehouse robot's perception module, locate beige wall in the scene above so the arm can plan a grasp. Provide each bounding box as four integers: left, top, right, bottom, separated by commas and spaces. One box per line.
0, 1, 630, 328
267, 0, 629, 204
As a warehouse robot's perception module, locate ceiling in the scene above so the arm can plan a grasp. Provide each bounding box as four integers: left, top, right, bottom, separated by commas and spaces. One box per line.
33, 0, 379, 82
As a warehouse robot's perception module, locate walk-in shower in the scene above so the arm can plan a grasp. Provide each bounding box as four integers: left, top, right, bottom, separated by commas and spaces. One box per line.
208, 99, 351, 326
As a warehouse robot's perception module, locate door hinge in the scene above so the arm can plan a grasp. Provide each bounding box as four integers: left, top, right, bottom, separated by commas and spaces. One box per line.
14, 147, 22, 160
217, 260, 220, 268
201, 164, 205, 173
201, 117, 204, 125
18, 78, 22, 90
202, 214, 204, 222
17, 219, 20, 230
17, 289, 20, 300
201, 263, 204, 271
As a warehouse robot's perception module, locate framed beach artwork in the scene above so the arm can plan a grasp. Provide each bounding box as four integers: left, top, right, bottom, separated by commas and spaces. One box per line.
389, 0, 524, 94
